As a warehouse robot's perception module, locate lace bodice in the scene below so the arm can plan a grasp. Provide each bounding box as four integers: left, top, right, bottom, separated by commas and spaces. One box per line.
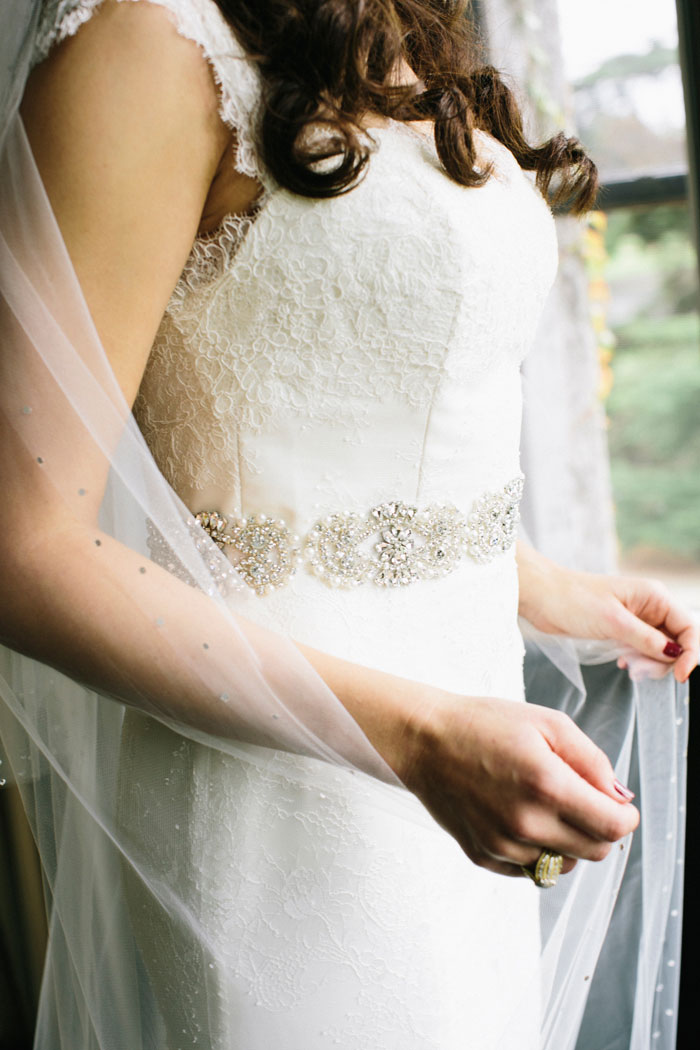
37, 0, 557, 700
138, 118, 557, 491
36, 0, 557, 501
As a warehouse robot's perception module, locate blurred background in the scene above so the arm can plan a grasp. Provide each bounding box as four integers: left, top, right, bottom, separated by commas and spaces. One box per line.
480, 0, 700, 614
561, 0, 700, 611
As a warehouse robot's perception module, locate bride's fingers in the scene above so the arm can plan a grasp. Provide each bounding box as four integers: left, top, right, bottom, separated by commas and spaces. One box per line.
491, 834, 586, 868
619, 650, 674, 682
518, 718, 639, 841
538, 709, 618, 798
607, 602, 682, 667
662, 612, 699, 682
464, 801, 618, 869
609, 585, 699, 681
471, 856, 529, 878
528, 821, 613, 863
485, 811, 614, 865
674, 647, 699, 683
464, 851, 573, 879
553, 763, 639, 843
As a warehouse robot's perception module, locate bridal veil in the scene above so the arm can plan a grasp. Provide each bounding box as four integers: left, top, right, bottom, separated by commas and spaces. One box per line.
0, 3, 688, 1048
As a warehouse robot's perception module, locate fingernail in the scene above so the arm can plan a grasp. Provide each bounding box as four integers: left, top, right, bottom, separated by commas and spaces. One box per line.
614, 779, 635, 802
663, 641, 683, 659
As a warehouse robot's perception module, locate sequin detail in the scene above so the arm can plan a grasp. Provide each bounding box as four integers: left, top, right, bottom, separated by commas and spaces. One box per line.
194, 476, 523, 595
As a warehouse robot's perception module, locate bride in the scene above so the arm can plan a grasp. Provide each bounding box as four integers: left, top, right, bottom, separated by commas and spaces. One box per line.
0, 1, 695, 1047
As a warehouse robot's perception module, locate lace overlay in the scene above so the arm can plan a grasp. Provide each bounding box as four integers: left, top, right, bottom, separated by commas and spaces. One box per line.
34, 3, 559, 1047
120, 713, 541, 1050
135, 123, 555, 489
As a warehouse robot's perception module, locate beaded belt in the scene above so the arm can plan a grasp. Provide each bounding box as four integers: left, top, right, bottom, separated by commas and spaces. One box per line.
192, 475, 524, 596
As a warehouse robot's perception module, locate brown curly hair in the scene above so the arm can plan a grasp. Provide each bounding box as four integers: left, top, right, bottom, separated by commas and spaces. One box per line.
214, 0, 597, 213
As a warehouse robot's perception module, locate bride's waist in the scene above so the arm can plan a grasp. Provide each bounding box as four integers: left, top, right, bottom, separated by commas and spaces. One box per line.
189, 474, 524, 598
230, 553, 524, 698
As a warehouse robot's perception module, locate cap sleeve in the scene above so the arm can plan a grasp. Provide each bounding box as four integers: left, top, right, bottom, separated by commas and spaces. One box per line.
33, 0, 265, 182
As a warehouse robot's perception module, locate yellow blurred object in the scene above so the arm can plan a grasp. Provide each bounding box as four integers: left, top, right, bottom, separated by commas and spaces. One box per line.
587, 211, 608, 233
588, 278, 610, 302
583, 212, 617, 401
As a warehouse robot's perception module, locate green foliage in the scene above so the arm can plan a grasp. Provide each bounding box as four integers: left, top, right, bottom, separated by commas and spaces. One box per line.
604, 204, 699, 324
606, 205, 692, 250
604, 198, 700, 561
607, 327, 700, 559
614, 312, 700, 353
608, 338, 700, 462
611, 459, 700, 558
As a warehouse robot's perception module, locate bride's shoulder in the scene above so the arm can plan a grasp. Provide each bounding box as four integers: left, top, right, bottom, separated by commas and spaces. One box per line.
32, 0, 263, 178
21, 0, 254, 408
34, 1, 234, 64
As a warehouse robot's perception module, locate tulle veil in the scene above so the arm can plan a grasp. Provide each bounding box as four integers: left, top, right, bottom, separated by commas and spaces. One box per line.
0, 3, 688, 1048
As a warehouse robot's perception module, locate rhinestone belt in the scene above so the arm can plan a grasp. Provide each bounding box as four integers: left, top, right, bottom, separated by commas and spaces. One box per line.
192, 475, 524, 596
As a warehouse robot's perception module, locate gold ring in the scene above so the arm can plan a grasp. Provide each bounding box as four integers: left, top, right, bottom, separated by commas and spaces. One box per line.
522, 850, 563, 888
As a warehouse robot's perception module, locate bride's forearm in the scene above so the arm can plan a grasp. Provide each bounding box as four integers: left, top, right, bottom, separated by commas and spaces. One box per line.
0, 522, 641, 871
0, 518, 438, 779
515, 539, 566, 630
1, 523, 271, 735
295, 641, 451, 782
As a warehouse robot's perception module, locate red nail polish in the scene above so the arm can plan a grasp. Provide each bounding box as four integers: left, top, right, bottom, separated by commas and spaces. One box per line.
614, 779, 635, 802
663, 641, 683, 659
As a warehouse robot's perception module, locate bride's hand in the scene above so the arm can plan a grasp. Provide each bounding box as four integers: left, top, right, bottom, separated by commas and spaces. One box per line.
517, 543, 699, 683
299, 643, 638, 875
400, 693, 639, 877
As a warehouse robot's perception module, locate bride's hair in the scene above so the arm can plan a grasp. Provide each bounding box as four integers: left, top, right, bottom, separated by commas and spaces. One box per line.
213, 0, 597, 213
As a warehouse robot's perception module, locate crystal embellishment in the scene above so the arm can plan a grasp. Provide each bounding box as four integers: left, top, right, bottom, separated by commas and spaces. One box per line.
195, 511, 301, 596
465, 475, 525, 564
193, 476, 523, 594
304, 513, 373, 588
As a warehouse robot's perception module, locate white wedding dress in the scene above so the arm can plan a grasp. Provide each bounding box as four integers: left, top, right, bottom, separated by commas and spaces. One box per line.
34, 2, 559, 1047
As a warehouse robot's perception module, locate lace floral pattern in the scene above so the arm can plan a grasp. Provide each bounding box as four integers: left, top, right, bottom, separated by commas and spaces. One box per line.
119, 702, 538, 1049
135, 125, 556, 490
170, 209, 264, 307
33, 1, 556, 497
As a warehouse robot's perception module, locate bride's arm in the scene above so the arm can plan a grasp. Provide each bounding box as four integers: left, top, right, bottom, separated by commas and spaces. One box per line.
4, 2, 263, 738
298, 643, 638, 877
1, 1, 637, 876
20, 0, 234, 407
516, 540, 699, 682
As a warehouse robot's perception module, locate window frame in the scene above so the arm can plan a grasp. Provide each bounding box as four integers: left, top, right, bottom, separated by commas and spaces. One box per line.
674, 0, 700, 250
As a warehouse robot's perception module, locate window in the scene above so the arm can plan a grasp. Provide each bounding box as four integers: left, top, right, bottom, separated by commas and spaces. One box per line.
558, 0, 700, 610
